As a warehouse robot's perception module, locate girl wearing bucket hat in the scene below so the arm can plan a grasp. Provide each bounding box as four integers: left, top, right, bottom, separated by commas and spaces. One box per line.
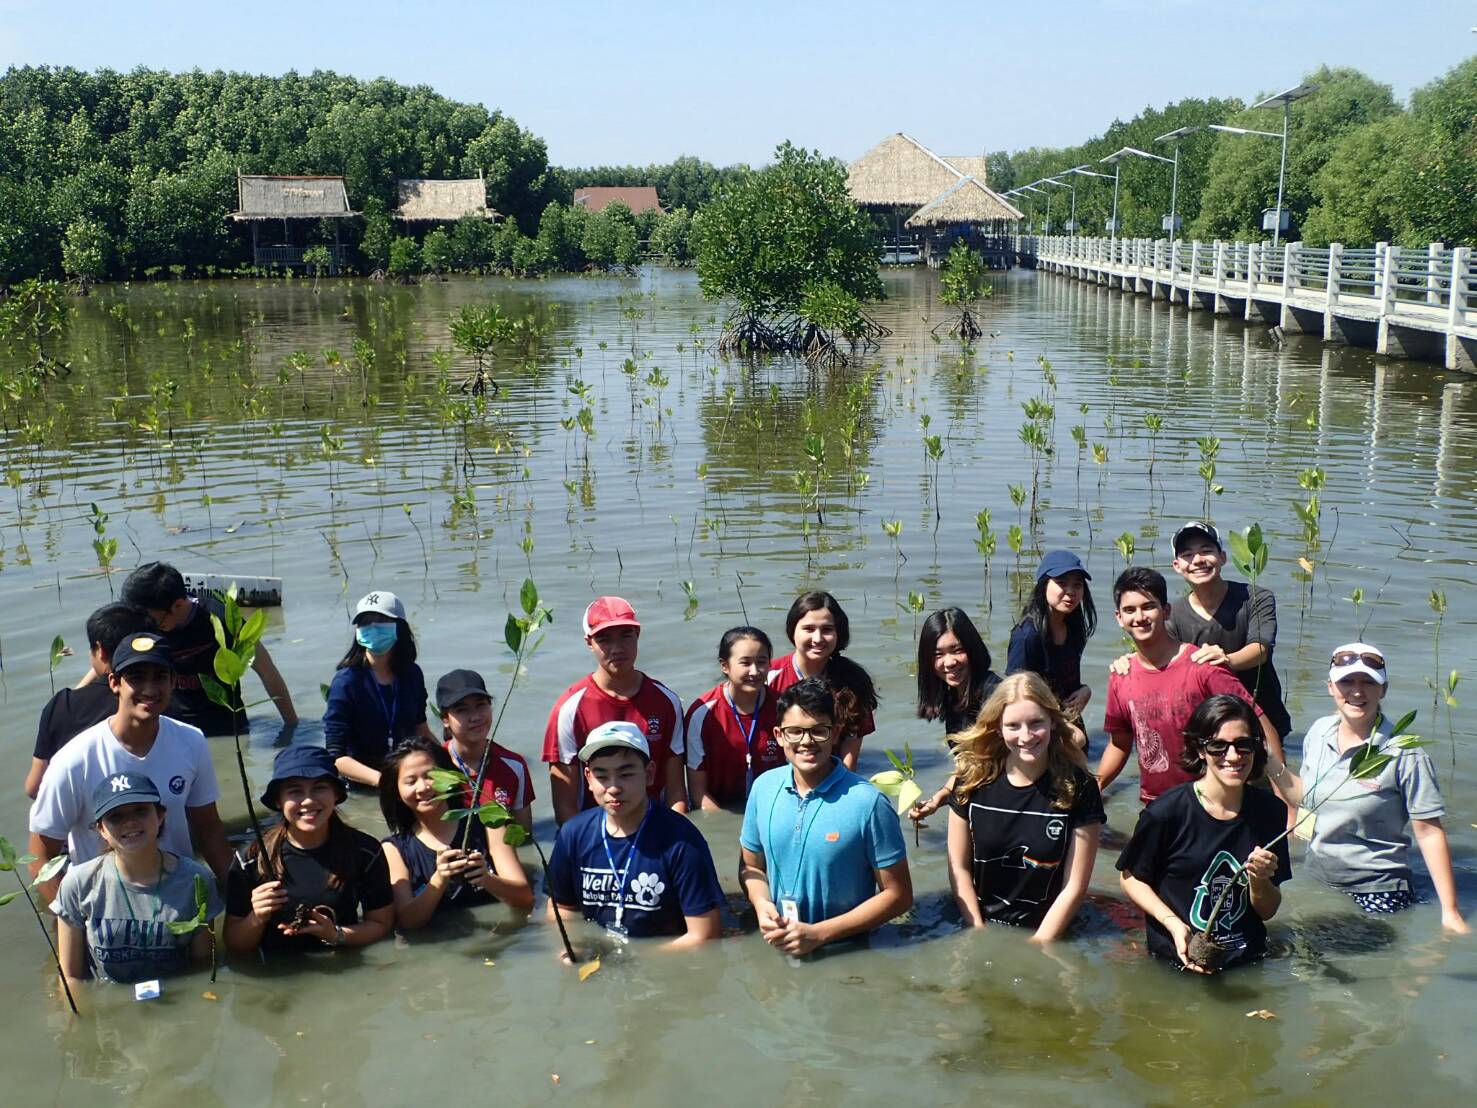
323, 590, 434, 789
1008, 551, 1097, 736
51, 772, 222, 985
223, 745, 395, 954
1263, 644, 1467, 931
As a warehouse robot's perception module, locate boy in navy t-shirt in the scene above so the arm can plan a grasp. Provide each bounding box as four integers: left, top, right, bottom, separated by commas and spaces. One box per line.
546, 722, 723, 949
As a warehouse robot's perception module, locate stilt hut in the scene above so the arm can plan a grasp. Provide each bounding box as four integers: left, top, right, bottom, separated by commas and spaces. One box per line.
391, 175, 500, 225
227, 174, 358, 271
905, 176, 1024, 268
847, 134, 1018, 264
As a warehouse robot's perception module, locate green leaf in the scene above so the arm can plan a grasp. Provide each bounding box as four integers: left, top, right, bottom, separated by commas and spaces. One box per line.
200, 672, 235, 709
884, 748, 906, 774
49, 634, 67, 670
166, 918, 201, 935
1388, 710, 1417, 736
238, 608, 267, 656
1394, 736, 1433, 749
0, 891, 18, 907
320, 683, 331, 703
210, 613, 229, 655
502, 823, 529, 847
504, 613, 524, 654
520, 578, 538, 617
477, 801, 514, 828
213, 648, 248, 687
429, 768, 471, 792
33, 853, 68, 885
1348, 744, 1394, 781
0, 836, 15, 868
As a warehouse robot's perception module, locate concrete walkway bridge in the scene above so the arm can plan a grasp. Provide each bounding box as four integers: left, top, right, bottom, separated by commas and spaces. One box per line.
1024, 235, 1475, 373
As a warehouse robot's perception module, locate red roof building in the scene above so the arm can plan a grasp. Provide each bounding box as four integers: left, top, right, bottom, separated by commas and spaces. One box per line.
573, 186, 663, 215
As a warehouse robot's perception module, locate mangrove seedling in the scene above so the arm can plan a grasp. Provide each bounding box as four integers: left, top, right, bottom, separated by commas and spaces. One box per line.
1187, 711, 1428, 970
936, 241, 990, 343
974, 508, 997, 618
450, 302, 512, 396
164, 872, 217, 981
882, 518, 905, 578
48, 634, 67, 696
199, 585, 271, 869
1115, 531, 1136, 567
88, 502, 117, 593
0, 838, 76, 1013
1142, 413, 1164, 479
1196, 436, 1223, 518
870, 745, 924, 846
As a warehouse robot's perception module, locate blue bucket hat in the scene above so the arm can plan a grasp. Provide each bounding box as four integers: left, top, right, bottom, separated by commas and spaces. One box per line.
91, 771, 163, 822
260, 745, 348, 810
1036, 549, 1091, 582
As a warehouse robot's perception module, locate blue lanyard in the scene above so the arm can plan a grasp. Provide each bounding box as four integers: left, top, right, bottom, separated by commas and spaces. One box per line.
600, 803, 653, 931
765, 769, 828, 909
373, 673, 398, 742
723, 687, 763, 765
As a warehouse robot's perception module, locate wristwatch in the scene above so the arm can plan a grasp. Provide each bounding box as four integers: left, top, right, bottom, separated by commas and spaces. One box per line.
332, 925, 346, 947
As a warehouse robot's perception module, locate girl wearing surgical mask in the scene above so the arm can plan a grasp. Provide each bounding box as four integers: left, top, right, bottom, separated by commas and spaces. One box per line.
323, 590, 434, 788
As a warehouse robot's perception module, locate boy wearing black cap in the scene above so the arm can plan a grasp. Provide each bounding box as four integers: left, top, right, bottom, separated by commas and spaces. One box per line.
29, 632, 231, 902
437, 669, 535, 832
119, 561, 297, 735
26, 602, 148, 798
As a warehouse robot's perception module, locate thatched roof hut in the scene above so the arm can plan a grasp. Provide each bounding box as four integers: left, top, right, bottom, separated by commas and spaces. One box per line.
905, 176, 1024, 227
393, 177, 498, 222
945, 156, 989, 180
227, 174, 357, 220
847, 133, 970, 208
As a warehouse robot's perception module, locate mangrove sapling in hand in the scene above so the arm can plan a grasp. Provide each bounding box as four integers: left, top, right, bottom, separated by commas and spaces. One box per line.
200, 585, 271, 869
870, 746, 924, 847
1186, 712, 1429, 971
0, 837, 76, 1013
165, 873, 218, 982
48, 634, 68, 696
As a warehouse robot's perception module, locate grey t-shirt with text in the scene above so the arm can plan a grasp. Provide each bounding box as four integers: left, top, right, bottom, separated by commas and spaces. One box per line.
1299, 714, 1444, 893
51, 852, 222, 983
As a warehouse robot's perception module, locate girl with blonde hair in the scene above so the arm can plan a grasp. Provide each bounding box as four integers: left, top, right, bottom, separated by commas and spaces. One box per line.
946, 673, 1103, 942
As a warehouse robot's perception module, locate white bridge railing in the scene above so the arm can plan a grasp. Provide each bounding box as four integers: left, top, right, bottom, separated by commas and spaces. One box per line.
1014, 235, 1475, 372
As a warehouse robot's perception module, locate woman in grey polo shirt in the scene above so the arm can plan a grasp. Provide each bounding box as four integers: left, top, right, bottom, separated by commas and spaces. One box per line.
1266, 642, 1468, 932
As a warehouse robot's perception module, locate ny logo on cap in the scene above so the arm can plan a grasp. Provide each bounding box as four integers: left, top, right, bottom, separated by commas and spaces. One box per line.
366, 593, 381, 605
110, 775, 131, 793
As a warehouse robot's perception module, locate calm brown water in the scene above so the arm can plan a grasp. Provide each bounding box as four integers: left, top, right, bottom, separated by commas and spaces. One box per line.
2, 266, 1475, 1104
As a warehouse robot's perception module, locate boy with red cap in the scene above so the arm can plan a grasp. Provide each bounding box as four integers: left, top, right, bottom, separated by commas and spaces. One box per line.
543, 596, 687, 825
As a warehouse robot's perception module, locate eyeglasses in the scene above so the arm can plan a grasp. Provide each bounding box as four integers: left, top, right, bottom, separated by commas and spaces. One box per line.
1203, 739, 1261, 758
776, 725, 833, 745
1331, 651, 1385, 670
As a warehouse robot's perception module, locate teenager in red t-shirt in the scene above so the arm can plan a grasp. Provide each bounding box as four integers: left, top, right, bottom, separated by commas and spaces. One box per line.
543, 596, 686, 825
766, 592, 878, 771
436, 669, 534, 832
688, 626, 784, 810
1097, 568, 1282, 803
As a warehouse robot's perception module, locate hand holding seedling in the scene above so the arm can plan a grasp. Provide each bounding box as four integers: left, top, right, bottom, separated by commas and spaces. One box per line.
248, 879, 289, 921
281, 905, 336, 942
1242, 846, 1279, 887
1163, 914, 1212, 974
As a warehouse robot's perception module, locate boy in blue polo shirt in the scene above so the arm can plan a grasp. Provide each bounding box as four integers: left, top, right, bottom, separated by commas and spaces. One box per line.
740, 678, 912, 956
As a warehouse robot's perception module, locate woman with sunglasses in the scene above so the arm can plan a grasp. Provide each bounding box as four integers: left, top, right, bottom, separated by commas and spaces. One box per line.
1265, 643, 1467, 931
1117, 695, 1290, 973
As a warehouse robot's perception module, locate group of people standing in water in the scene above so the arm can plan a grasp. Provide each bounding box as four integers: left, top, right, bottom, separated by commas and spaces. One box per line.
21, 528, 1468, 990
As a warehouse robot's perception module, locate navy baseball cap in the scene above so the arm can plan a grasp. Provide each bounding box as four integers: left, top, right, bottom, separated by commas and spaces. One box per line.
111, 632, 175, 675
1036, 550, 1091, 582
260, 745, 348, 810
91, 771, 162, 822
1172, 521, 1224, 555
435, 669, 492, 713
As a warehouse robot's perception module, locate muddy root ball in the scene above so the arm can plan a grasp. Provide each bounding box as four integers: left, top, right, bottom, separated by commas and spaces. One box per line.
1187, 931, 1230, 970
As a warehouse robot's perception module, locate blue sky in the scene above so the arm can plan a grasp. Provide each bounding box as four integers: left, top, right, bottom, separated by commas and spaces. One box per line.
2, 1, 1472, 166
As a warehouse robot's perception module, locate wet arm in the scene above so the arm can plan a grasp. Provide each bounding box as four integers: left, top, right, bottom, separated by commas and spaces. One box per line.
57, 918, 88, 984
688, 767, 720, 812
666, 908, 721, 949
1095, 732, 1133, 791
383, 841, 448, 931
1033, 825, 1099, 943
739, 845, 782, 934
250, 646, 298, 725
664, 755, 689, 813
481, 825, 534, 911
334, 755, 381, 789
1411, 817, 1468, 932
946, 809, 986, 927
24, 757, 48, 800
185, 803, 233, 885
549, 763, 581, 826
806, 861, 912, 948
340, 904, 394, 946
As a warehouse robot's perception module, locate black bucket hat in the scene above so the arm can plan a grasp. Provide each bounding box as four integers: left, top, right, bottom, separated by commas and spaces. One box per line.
260, 745, 348, 810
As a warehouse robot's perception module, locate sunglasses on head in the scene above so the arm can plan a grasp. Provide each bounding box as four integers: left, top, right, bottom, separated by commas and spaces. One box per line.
1331, 651, 1385, 670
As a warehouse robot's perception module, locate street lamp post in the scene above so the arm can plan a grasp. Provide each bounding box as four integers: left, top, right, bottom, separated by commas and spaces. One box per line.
1153, 126, 1200, 245
1041, 177, 1075, 236
1210, 82, 1318, 249
1064, 165, 1115, 237
1099, 147, 1175, 241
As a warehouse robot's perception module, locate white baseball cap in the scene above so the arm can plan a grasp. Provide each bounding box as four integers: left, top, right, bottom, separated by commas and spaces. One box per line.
1329, 641, 1387, 686
578, 720, 650, 763
353, 590, 406, 623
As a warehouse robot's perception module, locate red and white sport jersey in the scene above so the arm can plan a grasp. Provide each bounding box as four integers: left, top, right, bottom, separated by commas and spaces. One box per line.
766, 653, 876, 739
685, 683, 783, 806
542, 674, 685, 809
444, 739, 535, 812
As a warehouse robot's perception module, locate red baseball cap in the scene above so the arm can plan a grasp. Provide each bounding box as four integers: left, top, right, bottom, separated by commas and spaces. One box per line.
582, 595, 640, 637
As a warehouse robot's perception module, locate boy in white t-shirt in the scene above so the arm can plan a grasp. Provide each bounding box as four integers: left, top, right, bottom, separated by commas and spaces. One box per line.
28, 632, 229, 902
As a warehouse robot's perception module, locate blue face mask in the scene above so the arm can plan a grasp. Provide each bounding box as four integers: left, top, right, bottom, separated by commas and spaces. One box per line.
355, 622, 399, 655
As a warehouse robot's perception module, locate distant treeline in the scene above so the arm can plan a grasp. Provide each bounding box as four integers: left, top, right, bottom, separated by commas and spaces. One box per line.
0, 66, 701, 283
986, 60, 1477, 247
553, 156, 750, 212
